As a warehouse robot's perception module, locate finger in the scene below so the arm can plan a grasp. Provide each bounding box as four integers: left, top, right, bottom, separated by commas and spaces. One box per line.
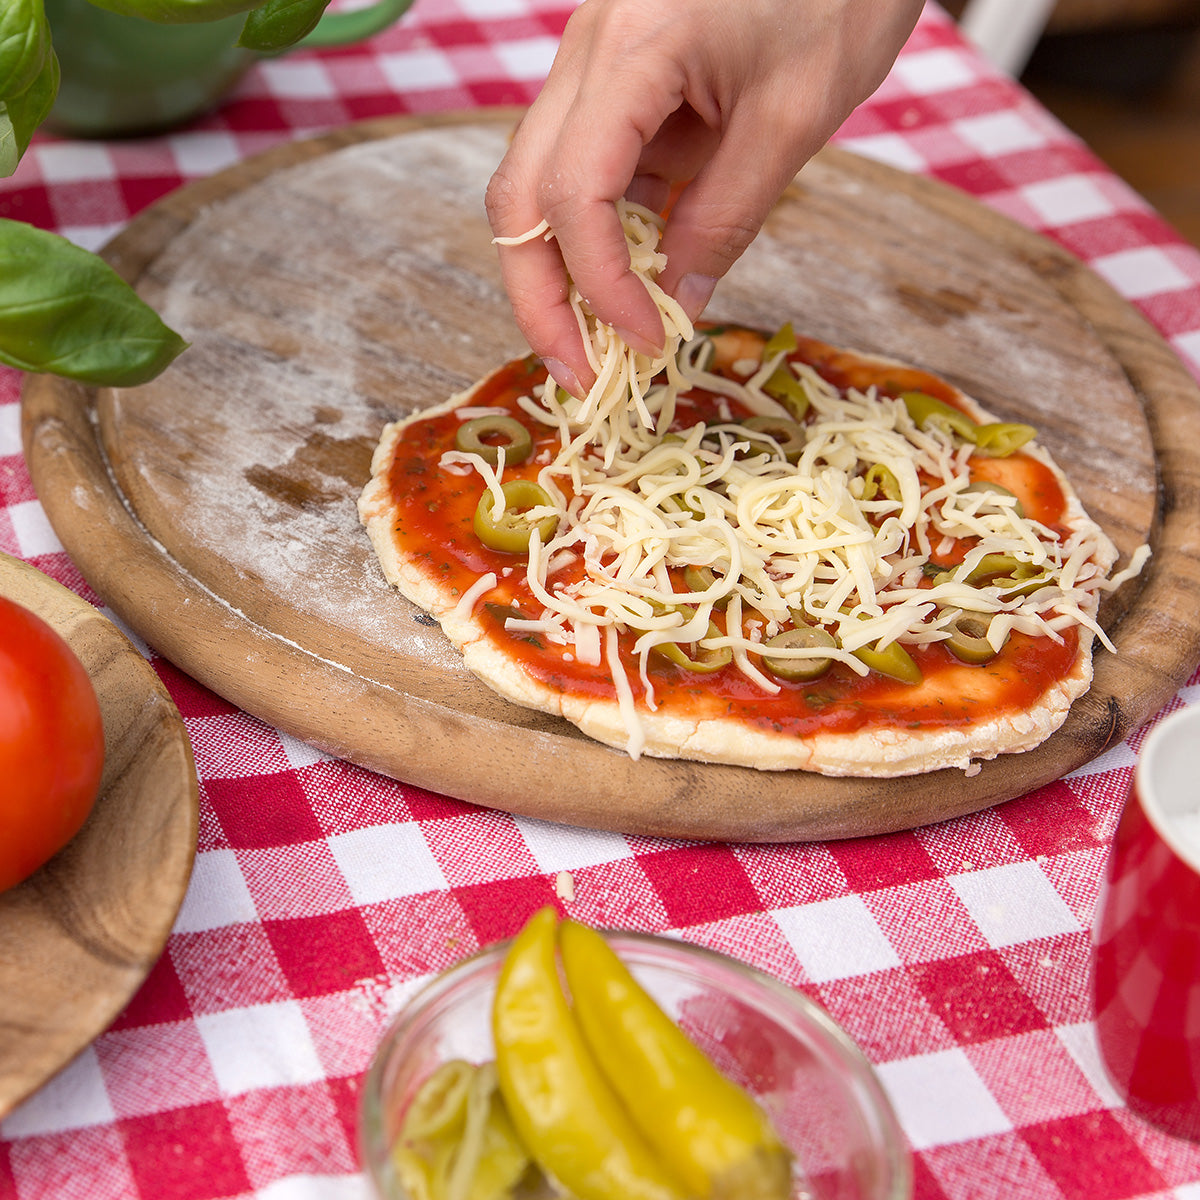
655, 97, 828, 319
494, 230, 594, 396
535, 117, 668, 354
486, 71, 599, 391
533, 47, 696, 350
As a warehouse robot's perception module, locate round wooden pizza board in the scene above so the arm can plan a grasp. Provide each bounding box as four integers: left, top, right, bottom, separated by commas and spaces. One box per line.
21, 111, 1200, 842
0, 553, 198, 1118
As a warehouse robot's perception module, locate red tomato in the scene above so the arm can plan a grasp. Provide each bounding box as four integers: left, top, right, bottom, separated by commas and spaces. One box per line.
0, 594, 105, 893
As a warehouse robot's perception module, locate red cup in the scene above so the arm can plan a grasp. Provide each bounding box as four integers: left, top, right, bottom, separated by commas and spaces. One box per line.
1093, 704, 1200, 1140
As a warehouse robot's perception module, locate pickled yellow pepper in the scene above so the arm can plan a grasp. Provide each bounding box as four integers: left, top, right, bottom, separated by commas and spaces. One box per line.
393, 1059, 530, 1200
491, 906, 688, 1200
558, 919, 793, 1200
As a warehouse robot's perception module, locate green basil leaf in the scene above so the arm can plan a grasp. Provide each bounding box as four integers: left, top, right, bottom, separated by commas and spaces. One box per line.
0, 47, 58, 177
82, 0, 262, 24
0, 218, 189, 386
237, 0, 330, 51
0, 0, 48, 100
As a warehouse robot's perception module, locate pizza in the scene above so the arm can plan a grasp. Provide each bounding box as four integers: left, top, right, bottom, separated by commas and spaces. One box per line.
359, 203, 1147, 777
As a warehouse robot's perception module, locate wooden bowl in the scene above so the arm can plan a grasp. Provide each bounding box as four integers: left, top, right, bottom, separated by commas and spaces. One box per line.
0, 553, 198, 1119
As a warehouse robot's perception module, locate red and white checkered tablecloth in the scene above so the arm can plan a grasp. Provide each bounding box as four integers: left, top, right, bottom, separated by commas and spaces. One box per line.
3, 2, 1200, 1198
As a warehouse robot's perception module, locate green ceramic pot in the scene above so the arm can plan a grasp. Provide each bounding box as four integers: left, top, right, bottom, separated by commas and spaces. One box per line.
45, 0, 416, 137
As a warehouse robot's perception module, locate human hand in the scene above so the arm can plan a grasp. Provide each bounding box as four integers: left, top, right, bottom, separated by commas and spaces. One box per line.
485, 0, 923, 395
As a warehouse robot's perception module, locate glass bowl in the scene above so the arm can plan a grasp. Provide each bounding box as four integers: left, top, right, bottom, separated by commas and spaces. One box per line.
360, 930, 911, 1200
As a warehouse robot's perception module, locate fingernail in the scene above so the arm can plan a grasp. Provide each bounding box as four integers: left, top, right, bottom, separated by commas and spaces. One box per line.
544, 358, 583, 398
674, 273, 718, 322
613, 326, 664, 359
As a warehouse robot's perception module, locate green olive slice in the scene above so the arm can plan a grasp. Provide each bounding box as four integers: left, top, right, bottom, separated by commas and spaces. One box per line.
932, 552, 1053, 594
951, 552, 1020, 584
683, 565, 731, 608
945, 613, 1005, 664
762, 364, 810, 419
473, 480, 558, 553
763, 321, 798, 359
997, 566, 1054, 597
901, 390, 978, 442
972, 422, 1036, 457
659, 491, 706, 521
740, 415, 806, 462
652, 618, 732, 673
957, 552, 1007, 583
862, 463, 902, 502
762, 626, 836, 681
960, 480, 1025, 519
851, 639, 922, 685
455, 415, 533, 466
961, 552, 1051, 592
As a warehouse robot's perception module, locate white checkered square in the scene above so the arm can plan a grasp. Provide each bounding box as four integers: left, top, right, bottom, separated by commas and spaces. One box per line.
514, 815, 631, 873
876, 1048, 1013, 1149
1174, 329, 1200, 377
494, 36, 560, 80
953, 111, 1046, 157
34, 143, 119, 184
167, 131, 245, 178
1093, 246, 1194, 299
0, 1047, 114, 1137
0, 402, 20, 456
173, 848, 259, 933
378, 49, 461, 91
259, 59, 339, 99
1020, 175, 1113, 225
949, 861, 1082, 948
56, 222, 127, 253
774, 894, 901, 982
8, 499, 63, 558
891, 48, 977, 95
280, 729, 331, 771
1066, 738, 1137, 780
196, 1001, 325, 1096
838, 132, 928, 173
328, 822, 447, 904
255, 1176, 372, 1200
456, 0, 529, 15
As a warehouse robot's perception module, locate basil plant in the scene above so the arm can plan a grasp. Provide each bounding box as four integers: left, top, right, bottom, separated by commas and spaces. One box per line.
0, 0, 331, 387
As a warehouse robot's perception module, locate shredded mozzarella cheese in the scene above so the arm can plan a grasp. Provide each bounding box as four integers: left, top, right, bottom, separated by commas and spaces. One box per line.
464, 202, 1148, 756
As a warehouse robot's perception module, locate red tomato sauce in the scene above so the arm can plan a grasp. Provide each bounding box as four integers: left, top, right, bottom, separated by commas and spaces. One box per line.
791, 334, 963, 406
385, 339, 1078, 734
